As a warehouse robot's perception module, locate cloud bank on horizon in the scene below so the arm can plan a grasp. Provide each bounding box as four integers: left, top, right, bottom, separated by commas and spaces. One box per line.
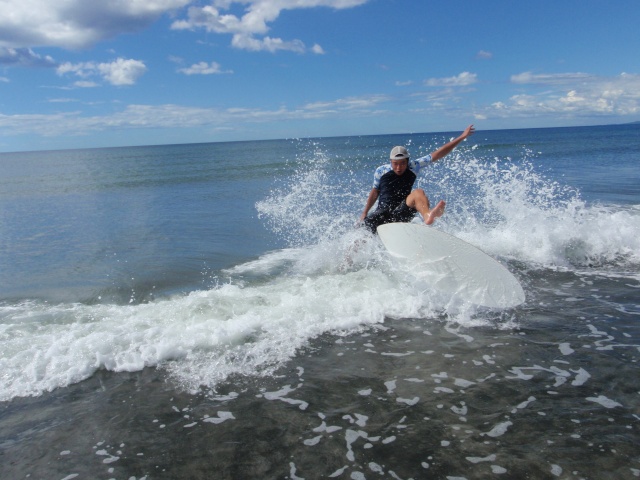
0, 0, 638, 151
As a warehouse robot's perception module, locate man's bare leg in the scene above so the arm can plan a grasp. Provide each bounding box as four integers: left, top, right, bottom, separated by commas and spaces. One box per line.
425, 200, 446, 225
406, 189, 446, 226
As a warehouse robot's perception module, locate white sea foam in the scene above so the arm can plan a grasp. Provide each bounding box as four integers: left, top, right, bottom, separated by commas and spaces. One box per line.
0, 248, 448, 400
467, 454, 496, 463
586, 395, 623, 409
431, 153, 640, 271
482, 421, 513, 438
202, 411, 235, 424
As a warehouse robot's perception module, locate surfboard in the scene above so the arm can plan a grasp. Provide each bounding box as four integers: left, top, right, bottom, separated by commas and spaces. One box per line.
377, 222, 525, 308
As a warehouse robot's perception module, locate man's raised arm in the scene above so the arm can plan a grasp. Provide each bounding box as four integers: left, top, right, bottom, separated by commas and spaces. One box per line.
430, 125, 475, 162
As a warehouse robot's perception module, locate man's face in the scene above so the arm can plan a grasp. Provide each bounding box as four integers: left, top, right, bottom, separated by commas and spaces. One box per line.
391, 158, 408, 175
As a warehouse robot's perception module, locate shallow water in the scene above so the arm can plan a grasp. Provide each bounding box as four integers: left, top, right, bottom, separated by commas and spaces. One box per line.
2, 286, 638, 479
1, 125, 639, 478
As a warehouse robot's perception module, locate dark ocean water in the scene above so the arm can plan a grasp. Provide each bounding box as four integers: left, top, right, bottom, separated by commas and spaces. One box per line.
1, 124, 639, 479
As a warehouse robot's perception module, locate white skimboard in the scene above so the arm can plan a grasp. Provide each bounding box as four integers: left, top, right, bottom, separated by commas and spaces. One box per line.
377, 223, 525, 308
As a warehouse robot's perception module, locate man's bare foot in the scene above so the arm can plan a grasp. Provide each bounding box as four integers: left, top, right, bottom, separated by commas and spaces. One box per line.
425, 200, 446, 225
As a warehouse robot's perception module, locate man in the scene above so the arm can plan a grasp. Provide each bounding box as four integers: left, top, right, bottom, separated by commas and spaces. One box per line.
360, 125, 475, 233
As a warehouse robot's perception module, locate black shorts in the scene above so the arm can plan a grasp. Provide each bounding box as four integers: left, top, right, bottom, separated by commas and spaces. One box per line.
363, 201, 417, 234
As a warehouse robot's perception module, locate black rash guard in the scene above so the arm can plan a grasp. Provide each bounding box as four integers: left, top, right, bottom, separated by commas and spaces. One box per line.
363, 154, 433, 233
376, 168, 417, 210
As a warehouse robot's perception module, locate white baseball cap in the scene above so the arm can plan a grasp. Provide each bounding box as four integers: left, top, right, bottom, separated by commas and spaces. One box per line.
390, 146, 409, 160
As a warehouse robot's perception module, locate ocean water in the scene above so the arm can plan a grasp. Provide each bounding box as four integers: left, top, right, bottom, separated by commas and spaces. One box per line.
1, 124, 639, 479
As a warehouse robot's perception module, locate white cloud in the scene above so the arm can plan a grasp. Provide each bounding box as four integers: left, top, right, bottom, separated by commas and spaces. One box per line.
57, 58, 147, 86
171, 0, 368, 53
56, 63, 90, 78
476, 50, 492, 60
302, 94, 390, 112
99, 58, 147, 85
0, 93, 390, 138
2, 69, 639, 144
0, 47, 56, 67
231, 34, 306, 53
511, 71, 592, 85
178, 61, 233, 75
74, 81, 100, 88
487, 72, 640, 118
47, 98, 78, 103
0, 0, 191, 50
424, 72, 478, 87
168, 55, 185, 65
311, 44, 326, 55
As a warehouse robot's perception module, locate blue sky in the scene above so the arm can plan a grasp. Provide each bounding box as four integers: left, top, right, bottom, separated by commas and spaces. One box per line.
1, 0, 639, 152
